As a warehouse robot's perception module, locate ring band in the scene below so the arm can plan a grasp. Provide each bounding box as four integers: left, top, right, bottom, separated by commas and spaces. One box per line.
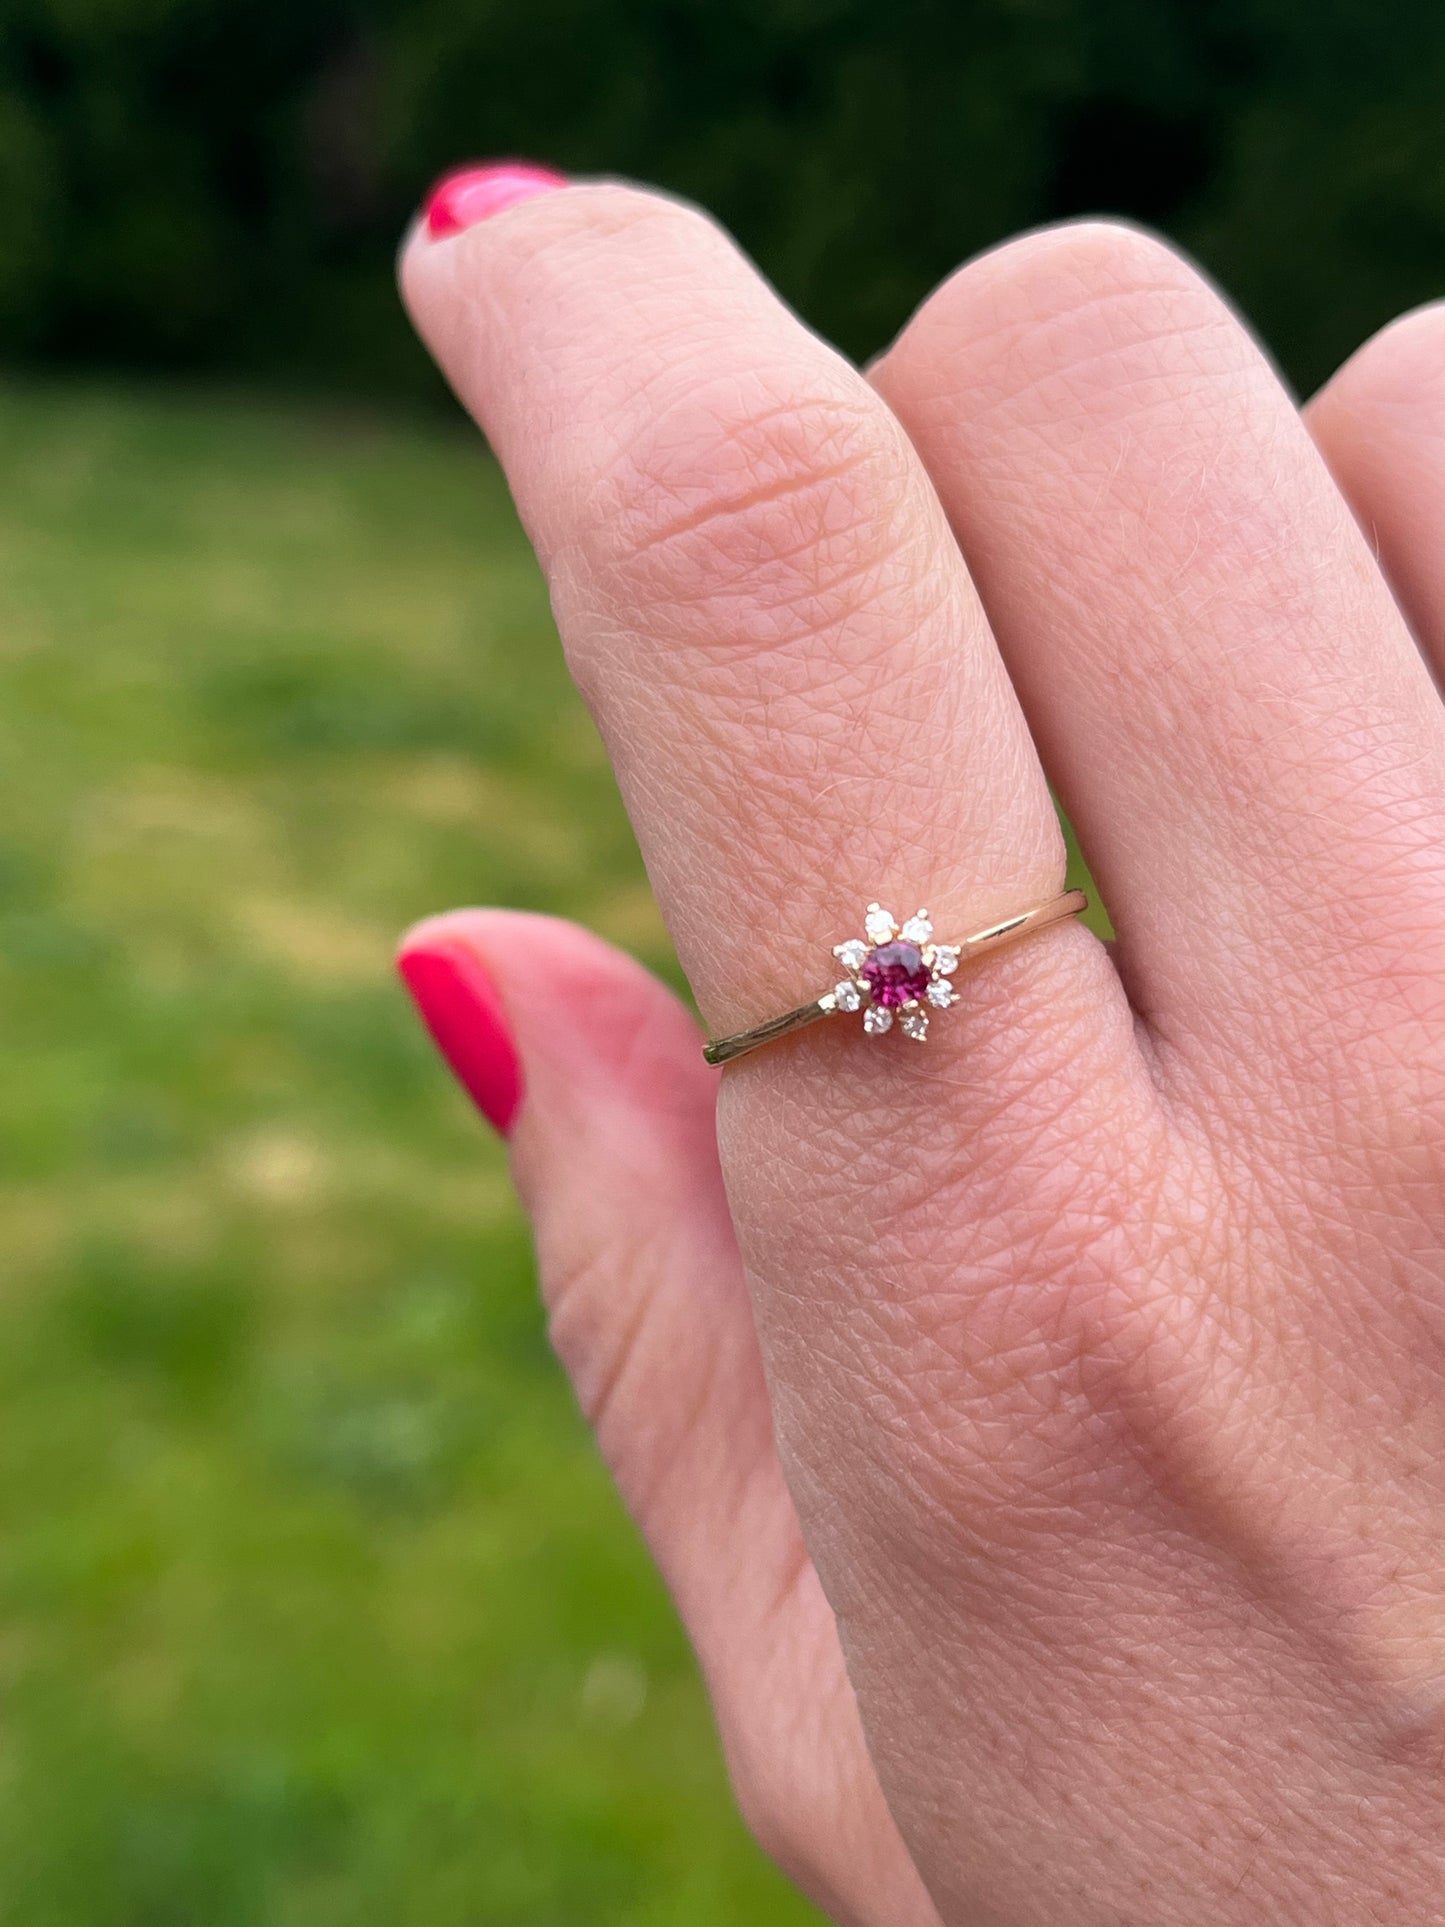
702, 890, 1088, 1066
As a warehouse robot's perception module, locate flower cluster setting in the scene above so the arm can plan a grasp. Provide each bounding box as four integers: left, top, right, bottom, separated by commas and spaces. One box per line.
829, 904, 959, 1042
701, 887, 1083, 1067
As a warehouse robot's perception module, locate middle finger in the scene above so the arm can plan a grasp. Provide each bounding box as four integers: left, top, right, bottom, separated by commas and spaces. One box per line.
872, 222, 1445, 1090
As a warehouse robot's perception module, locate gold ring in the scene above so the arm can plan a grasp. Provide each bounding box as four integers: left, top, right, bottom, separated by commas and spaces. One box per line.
702, 892, 1088, 1066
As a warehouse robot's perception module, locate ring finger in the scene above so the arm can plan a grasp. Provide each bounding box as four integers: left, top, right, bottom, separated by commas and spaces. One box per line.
403, 180, 1082, 1027
398, 167, 1155, 1626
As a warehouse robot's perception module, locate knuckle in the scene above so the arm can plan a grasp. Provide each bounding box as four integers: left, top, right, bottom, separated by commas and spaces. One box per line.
976, 218, 1214, 337
1011, 216, 1205, 300
583, 365, 923, 653
1322, 300, 1445, 423
897, 217, 1241, 424
536, 1226, 623, 1409
533, 1203, 661, 1444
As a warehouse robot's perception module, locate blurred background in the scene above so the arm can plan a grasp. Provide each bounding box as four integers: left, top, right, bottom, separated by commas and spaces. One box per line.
0, 3, 1442, 1921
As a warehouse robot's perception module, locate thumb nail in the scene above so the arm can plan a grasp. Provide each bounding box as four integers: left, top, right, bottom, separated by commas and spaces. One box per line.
398, 938, 524, 1137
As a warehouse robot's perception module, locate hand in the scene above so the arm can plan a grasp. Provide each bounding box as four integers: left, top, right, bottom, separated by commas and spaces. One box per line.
398, 167, 1445, 1925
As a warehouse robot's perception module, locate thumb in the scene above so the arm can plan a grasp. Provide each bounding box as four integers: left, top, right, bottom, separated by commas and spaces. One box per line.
396, 908, 775, 1568
397, 908, 938, 1927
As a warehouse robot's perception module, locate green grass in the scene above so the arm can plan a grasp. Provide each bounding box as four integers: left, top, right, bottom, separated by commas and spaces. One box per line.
0, 379, 822, 1925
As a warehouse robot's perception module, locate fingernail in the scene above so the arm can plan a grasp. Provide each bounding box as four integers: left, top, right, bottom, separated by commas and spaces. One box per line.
398, 941, 524, 1137
423, 161, 569, 239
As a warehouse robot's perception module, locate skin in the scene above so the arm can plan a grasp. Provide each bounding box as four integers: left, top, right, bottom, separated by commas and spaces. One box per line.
399, 186, 1445, 1925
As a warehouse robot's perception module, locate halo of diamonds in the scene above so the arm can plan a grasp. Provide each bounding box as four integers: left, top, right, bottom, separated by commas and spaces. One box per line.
828, 904, 959, 1043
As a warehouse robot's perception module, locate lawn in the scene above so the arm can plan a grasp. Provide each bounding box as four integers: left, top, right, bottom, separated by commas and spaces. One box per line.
0, 379, 823, 1926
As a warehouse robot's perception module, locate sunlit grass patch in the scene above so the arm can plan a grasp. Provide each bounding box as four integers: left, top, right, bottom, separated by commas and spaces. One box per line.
0, 379, 815, 1925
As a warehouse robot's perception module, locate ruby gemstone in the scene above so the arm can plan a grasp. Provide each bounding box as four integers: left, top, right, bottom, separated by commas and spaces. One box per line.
861, 940, 930, 1009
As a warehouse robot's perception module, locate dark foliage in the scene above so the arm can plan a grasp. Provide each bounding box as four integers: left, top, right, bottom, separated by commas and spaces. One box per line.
2, 0, 1443, 399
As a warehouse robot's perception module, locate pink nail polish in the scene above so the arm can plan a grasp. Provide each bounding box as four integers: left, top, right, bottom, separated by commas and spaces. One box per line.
424, 161, 569, 239
398, 942, 524, 1137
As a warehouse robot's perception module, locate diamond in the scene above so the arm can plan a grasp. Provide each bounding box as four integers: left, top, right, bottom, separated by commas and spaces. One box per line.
862, 939, 931, 1009
834, 938, 868, 973
926, 978, 956, 1008
900, 1007, 929, 1041
900, 911, 933, 943
931, 944, 960, 975
833, 979, 862, 1012
862, 1005, 893, 1036
864, 905, 896, 945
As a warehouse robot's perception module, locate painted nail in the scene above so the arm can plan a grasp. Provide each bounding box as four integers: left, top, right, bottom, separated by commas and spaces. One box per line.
398, 941, 524, 1137
424, 161, 569, 239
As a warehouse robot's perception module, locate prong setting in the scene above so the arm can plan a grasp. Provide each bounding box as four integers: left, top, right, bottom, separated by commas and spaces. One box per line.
831, 904, 962, 1045
701, 889, 1086, 1066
